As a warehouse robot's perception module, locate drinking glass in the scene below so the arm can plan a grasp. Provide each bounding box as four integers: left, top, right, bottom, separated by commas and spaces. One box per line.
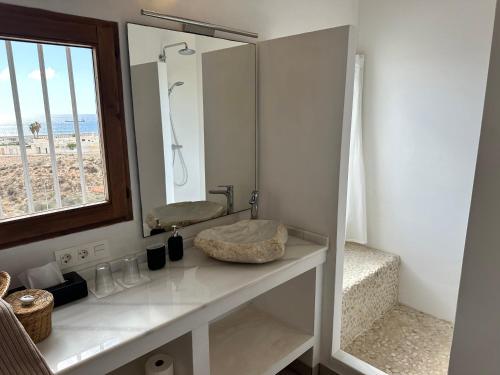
95, 263, 115, 296
122, 256, 141, 286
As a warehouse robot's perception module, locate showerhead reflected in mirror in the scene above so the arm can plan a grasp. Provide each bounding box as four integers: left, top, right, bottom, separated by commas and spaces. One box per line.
168, 81, 184, 95
179, 46, 196, 56
127, 24, 256, 237
158, 42, 196, 62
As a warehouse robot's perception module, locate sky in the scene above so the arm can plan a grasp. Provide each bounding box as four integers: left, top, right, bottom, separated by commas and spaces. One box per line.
0, 39, 98, 126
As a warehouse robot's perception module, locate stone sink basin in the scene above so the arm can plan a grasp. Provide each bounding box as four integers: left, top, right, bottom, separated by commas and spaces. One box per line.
194, 219, 288, 264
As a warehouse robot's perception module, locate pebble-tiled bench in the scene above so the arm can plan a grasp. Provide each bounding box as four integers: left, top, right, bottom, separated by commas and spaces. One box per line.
341, 242, 400, 349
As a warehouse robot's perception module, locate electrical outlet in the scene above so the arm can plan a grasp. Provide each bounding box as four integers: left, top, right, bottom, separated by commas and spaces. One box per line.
55, 240, 110, 269
77, 248, 89, 261
55, 249, 77, 268
60, 253, 73, 265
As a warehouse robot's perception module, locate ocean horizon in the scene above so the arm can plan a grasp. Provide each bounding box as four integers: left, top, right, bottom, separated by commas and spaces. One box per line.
0, 114, 99, 137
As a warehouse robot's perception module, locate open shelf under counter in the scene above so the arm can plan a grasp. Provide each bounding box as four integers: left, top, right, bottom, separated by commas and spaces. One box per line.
37, 229, 328, 375
210, 305, 314, 375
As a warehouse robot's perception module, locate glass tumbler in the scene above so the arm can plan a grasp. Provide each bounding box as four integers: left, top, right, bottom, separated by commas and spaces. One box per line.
95, 263, 115, 296
122, 256, 141, 286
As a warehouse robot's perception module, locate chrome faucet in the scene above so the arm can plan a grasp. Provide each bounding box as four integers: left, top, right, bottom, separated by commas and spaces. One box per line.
249, 190, 259, 219
209, 185, 234, 215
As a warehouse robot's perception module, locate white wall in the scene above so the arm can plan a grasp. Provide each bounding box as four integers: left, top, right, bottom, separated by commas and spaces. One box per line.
0, 0, 358, 284
358, 0, 496, 321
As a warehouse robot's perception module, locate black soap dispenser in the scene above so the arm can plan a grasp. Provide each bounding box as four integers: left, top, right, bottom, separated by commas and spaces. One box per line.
150, 218, 166, 236
168, 225, 183, 261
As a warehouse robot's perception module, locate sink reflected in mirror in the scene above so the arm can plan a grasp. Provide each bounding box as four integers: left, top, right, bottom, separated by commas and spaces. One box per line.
146, 201, 225, 235
194, 219, 288, 264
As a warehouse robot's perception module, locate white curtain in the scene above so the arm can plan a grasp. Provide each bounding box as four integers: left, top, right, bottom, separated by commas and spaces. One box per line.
346, 54, 367, 244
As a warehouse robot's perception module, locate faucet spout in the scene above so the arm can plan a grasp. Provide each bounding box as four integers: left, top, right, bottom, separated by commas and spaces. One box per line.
209, 185, 234, 215
249, 190, 259, 219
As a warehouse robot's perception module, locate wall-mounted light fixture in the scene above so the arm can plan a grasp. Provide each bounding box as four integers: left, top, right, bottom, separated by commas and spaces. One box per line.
141, 9, 259, 39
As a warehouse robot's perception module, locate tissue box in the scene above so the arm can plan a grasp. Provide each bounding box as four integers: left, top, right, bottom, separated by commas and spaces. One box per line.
10, 272, 88, 308
46, 272, 88, 307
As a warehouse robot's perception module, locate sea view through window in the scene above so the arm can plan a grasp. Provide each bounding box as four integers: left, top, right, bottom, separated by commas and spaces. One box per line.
0, 38, 107, 222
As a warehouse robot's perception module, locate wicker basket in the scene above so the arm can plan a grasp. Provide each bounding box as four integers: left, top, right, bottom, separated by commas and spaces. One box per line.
5, 289, 54, 343
0, 271, 10, 299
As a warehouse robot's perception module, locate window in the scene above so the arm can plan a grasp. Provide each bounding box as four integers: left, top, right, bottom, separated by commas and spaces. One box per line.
0, 4, 132, 249
0, 40, 107, 218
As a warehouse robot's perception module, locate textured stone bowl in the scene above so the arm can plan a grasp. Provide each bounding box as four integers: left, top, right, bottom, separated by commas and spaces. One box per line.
194, 219, 288, 264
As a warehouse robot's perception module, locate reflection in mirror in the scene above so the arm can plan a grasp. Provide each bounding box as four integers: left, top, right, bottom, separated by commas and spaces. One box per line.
127, 24, 256, 237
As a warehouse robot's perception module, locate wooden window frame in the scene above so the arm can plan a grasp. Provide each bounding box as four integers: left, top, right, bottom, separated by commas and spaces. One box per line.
0, 3, 132, 249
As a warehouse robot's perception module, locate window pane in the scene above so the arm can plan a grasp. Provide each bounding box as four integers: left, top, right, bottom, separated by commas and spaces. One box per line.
0, 39, 108, 223
44, 44, 83, 207
0, 40, 29, 219
11, 40, 57, 212
71, 47, 107, 203
0, 154, 28, 218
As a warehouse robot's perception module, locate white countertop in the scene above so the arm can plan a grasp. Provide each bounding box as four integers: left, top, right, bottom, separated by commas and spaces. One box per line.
37, 234, 328, 374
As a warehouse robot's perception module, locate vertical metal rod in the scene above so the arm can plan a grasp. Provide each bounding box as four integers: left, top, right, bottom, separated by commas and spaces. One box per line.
37, 43, 62, 208
65, 47, 87, 203
5, 41, 35, 214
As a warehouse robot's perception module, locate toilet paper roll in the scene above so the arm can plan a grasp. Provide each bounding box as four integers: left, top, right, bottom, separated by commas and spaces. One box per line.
145, 353, 174, 375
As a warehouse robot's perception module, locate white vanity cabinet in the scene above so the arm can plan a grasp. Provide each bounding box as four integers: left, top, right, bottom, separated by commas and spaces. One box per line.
38, 229, 327, 375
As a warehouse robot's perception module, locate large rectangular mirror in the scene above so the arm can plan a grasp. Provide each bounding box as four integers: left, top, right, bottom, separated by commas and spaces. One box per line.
127, 24, 256, 237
